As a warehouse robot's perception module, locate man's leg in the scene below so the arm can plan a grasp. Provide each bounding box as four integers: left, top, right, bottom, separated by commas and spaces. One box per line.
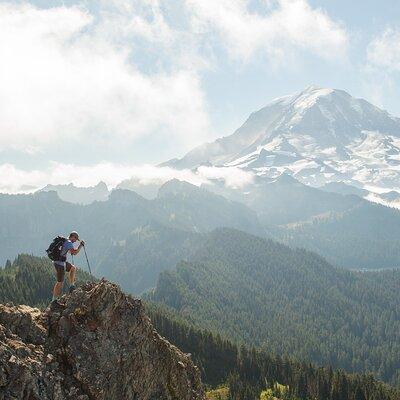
52, 263, 65, 301
66, 262, 76, 292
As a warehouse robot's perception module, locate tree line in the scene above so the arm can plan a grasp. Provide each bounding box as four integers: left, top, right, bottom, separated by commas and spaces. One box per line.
147, 304, 399, 400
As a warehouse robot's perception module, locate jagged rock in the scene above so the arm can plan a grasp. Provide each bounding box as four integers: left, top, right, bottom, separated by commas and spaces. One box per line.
0, 280, 205, 400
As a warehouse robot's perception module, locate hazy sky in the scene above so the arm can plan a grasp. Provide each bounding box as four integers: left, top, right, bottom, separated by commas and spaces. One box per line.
0, 0, 399, 192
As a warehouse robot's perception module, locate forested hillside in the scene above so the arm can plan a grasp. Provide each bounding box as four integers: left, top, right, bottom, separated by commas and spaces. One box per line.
149, 228, 400, 386
147, 304, 400, 400
0, 255, 398, 400
97, 223, 205, 293
277, 200, 400, 268
0, 254, 93, 307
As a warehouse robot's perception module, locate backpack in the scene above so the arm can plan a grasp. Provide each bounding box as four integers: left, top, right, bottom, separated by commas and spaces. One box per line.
46, 236, 67, 261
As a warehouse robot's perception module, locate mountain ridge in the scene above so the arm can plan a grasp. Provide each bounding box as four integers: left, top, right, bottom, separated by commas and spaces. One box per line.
39, 181, 109, 205
149, 227, 400, 385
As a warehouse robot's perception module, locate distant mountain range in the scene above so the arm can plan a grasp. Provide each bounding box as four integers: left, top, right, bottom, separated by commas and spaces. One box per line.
2, 174, 400, 292
0, 182, 261, 293
39, 181, 109, 204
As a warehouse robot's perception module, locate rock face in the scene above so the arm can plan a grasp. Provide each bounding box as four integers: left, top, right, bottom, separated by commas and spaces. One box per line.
0, 280, 205, 400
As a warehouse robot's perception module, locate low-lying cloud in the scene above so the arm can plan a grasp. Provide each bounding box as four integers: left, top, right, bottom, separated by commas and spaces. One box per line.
0, 162, 254, 194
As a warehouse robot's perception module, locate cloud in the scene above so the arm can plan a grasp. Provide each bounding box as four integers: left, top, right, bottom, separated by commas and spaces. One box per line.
0, 2, 210, 153
0, 162, 254, 194
197, 165, 254, 188
0, 0, 349, 167
185, 0, 348, 63
362, 27, 400, 108
367, 28, 400, 72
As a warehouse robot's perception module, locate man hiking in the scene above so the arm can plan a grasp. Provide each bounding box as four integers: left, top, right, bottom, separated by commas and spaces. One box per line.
51, 231, 85, 303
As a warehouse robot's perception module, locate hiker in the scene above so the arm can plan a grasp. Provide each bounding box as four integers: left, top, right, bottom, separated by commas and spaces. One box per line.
51, 231, 85, 303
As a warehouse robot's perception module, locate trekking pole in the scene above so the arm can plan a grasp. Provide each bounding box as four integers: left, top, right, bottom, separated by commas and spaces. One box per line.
82, 245, 92, 276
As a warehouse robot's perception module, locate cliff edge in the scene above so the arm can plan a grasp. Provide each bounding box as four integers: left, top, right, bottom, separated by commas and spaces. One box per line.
0, 280, 205, 400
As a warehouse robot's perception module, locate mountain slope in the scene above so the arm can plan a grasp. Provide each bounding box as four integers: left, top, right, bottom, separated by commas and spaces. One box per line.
206, 173, 362, 225
149, 228, 400, 385
97, 223, 204, 294
148, 303, 400, 400
1, 255, 398, 400
156, 179, 262, 234
277, 199, 400, 268
166, 86, 400, 193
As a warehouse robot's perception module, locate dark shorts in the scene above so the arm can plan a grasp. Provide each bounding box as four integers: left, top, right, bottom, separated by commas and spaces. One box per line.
54, 262, 74, 282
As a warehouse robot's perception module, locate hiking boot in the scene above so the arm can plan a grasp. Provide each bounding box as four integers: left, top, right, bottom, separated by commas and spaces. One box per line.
69, 285, 76, 294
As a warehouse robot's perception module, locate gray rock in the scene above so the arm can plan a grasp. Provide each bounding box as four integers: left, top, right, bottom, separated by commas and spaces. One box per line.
0, 280, 205, 400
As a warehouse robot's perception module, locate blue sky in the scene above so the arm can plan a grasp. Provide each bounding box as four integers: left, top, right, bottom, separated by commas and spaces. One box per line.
0, 0, 399, 191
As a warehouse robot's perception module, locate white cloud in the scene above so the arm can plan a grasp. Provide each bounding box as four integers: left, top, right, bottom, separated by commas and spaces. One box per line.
197, 165, 254, 188
0, 3, 210, 153
367, 28, 400, 71
362, 27, 400, 108
0, 162, 254, 193
186, 0, 348, 63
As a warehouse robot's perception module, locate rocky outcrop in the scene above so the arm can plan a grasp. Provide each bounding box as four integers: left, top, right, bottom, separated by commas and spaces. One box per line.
0, 280, 205, 400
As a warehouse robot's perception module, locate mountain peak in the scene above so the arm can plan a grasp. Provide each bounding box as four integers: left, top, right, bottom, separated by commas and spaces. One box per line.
158, 179, 200, 197
271, 86, 339, 109
294, 85, 336, 105
300, 84, 333, 95
0, 280, 205, 399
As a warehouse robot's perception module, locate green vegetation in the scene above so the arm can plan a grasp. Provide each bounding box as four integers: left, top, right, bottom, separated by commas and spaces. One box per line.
147, 302, 400, 400
206, 386, 229, 400
260, 383, 290, 400
149, 228, 400, 386
1, 254, 398, 399
0, 254, 94, 307
277, 201, 400, 269
97, 223, 204, 293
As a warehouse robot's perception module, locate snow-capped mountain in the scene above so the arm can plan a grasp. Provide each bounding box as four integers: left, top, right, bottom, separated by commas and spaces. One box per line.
166, 86, 400, 203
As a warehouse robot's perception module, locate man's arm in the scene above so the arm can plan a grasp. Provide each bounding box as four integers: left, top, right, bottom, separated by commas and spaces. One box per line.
70, 240, 85, 256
